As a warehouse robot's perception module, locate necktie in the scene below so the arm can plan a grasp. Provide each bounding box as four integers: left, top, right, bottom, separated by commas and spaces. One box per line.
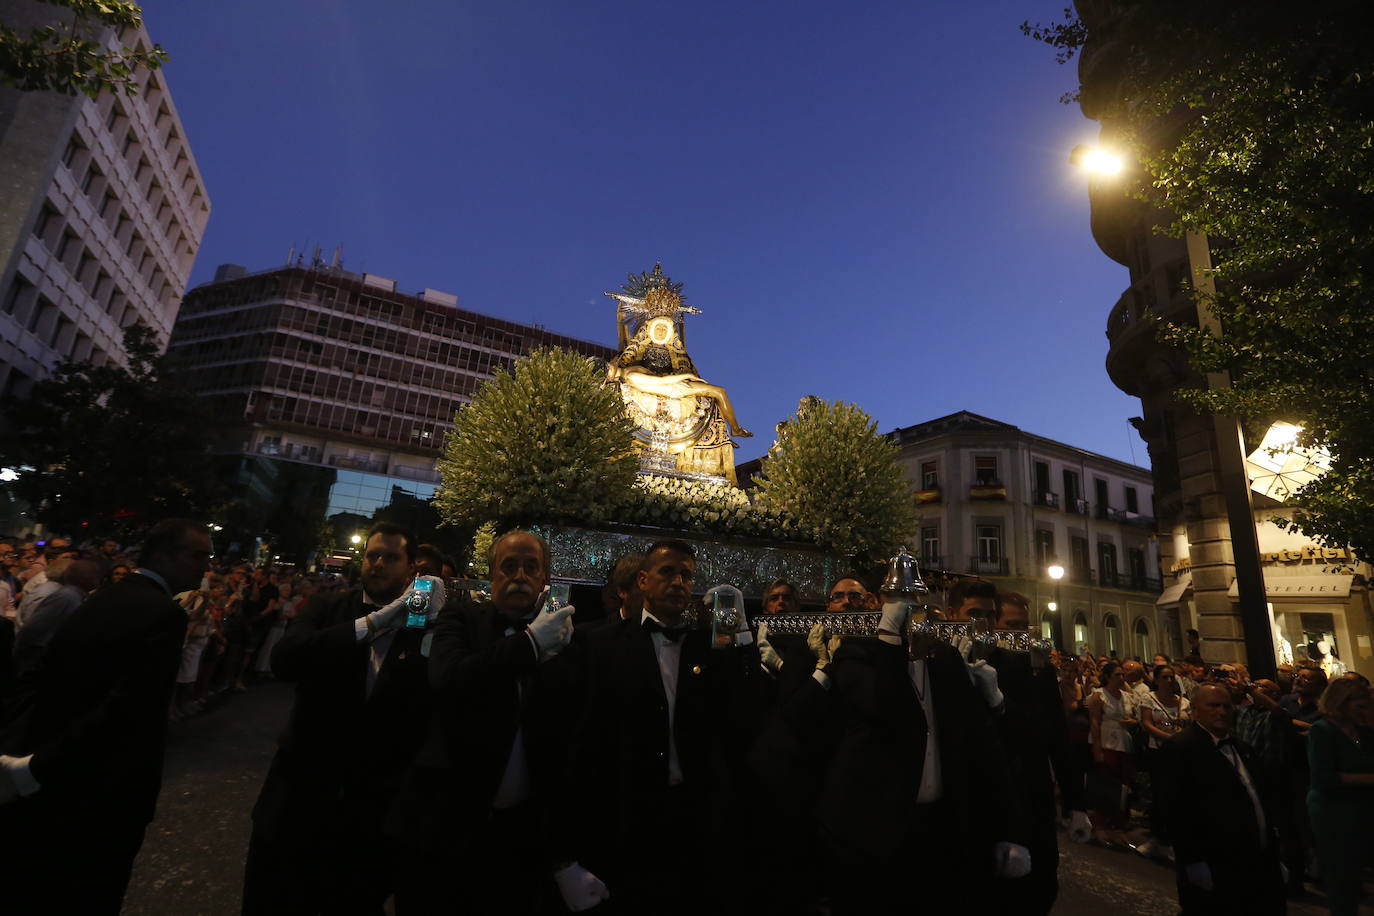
643, 618, 686, 643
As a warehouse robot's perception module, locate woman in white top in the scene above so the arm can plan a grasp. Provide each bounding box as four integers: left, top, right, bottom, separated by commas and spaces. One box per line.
1137, 664, 1191, 856
1087, 662, 1138, 843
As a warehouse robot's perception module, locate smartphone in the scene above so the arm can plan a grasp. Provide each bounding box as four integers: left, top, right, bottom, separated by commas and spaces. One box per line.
405, 577, 434, 629
548, 583, 572, 610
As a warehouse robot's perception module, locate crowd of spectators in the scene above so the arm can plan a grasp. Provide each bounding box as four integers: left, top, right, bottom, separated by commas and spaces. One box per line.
0, 532, 356, 722
1052, 635, 1374, 910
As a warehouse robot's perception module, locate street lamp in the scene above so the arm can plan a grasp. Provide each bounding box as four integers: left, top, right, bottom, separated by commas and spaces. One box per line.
350, 534, 362, 546
1047, 563, 1065, 581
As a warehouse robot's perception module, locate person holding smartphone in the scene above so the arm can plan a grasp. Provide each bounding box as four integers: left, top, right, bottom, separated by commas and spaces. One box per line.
242, 522, 442, 914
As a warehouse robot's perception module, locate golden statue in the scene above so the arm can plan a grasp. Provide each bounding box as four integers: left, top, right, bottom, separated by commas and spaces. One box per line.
605, 265, 750, 485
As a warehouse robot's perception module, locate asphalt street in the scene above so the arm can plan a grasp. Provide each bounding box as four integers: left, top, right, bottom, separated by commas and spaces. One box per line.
122, 680, 1360, 915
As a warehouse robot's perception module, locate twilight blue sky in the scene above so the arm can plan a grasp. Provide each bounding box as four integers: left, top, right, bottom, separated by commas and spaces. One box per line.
142, 0, 1147, 467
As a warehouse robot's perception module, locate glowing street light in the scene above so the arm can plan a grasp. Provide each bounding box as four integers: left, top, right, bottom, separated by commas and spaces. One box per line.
1047, 563, 1065, 581
1047, 601, 1059, 612
1069, 143, 1124, 176
350, 534, 362, 545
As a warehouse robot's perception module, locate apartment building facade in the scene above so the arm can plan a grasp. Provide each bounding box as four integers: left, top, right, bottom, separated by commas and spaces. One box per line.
0, 2, 209, 397
888, 411, 1173, 660
166, 262, 617, 560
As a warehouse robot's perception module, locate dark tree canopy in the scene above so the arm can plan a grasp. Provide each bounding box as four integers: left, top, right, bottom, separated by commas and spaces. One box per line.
2, 325, 226, 538
1025, 1, 1374, 559
0, 0, 166, 98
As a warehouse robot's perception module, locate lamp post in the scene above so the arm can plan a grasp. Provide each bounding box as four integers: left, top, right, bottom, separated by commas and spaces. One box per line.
1071, 144, 1275, 678
1047, 562, 1065, 648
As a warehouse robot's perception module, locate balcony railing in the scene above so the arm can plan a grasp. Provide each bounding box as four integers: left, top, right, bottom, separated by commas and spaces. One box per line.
1034, 490, 1060, 509
969, 481, 1007, 501
968, 555, 1010, 576
1068, 565, 1093, 585
1065, 498, 1090, 516
1101, 570, 1165, 593
328, 454, 389, 474
920, 553, 944, 571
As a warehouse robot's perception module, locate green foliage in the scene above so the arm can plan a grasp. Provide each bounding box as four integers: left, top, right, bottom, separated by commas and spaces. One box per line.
753, 399, 917, 562
0, 1, 167, 98
435, 347, 640, 530
1, 324, 226, 538
1027, 1, 1374, 560
468, 522, 495, 576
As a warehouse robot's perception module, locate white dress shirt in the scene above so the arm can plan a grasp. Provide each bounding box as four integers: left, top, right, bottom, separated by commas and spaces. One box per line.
642, 610, 685, 786
910, 659, 943, 803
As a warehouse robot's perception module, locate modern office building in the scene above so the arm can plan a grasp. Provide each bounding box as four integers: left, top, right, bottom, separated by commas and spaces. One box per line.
738, 410, 1172, 659
0, 2, 209, 398
166, 261, 618, 561
1076, 1, 1373, 678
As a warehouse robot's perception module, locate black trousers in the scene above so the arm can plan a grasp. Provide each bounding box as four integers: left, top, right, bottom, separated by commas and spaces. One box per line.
2, 795, 147, 916
823, 799, 998, 916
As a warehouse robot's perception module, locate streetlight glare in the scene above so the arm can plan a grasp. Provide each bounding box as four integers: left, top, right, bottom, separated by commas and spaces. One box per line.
1070, 144, 1124, 176
1047, 563, 1065, 580
1047, 601, 1058, 612
350, 534, 362, 545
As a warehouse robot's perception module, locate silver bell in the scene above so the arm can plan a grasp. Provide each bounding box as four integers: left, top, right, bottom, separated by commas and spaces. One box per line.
880, 545, 928, 599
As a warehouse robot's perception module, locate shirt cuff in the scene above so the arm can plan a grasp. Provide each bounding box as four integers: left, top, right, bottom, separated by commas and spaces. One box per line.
878, 633, 902, 646
811, 669, 832, 691
2, 755, 40, 797
354, 616, 370, 642
734, 631, 754, 647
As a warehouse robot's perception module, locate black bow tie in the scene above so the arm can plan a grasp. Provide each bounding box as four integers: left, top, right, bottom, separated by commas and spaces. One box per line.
643, 618, 687, 643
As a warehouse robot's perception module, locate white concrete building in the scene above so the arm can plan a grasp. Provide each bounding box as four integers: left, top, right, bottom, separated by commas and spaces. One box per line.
887, 411, 1173, 660
0, 3, 209, 398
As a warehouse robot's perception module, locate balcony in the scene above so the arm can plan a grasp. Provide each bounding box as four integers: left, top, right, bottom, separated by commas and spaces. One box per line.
1065, 498, 1090, 516
1100, 570, 1165, 593
1033, 490, 1060, 509
328, 454, 389, 474
914, 487, 942, 505
968, 555, 1010, 576
920, 553, 944, 572
1068, 565, 1093, 585
968, 481, 1007, 501
391, 463, 441, 484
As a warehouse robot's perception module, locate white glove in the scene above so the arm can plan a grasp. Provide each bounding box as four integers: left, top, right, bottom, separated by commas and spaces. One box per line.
967, 659, 1004, 709
366, 576, 446, 634
993, 842, 1032, 879
879, 599, 912, 640
1068, 810, 1093, 844
1185, 862, 1213, 891
553, 862, 609, 912
808, 622, 842, 670
758, 622, 783, 675
527, 603, 575, 662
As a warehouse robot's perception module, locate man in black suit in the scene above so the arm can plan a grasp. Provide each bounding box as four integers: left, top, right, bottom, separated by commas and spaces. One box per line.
242, 522, 440, 915
1160, 683, 1286, 915
0, 518, 212, 915
388, 528, 595, 914
753, 578, 1025, 916
566, 539, 760, 914
757, 578, 819, 705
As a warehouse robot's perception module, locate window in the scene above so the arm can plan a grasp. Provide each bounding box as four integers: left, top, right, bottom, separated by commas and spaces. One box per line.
81, 161, 102, 196
1134, 618, 1151, 660
1073, 613, 1089, 652
1104, 614, 1120, 656
1070, 535, 1090, 581
1125, 486, 1139, 513
921, 526, 940, 566
1034, 460, 1051, 494
56, 229, 79, 264
3, 275, 33, 316
1095, 478, 1110, 517
32, 204, 59, 246
61, 134, 84, 169
1099, 541, 1118, 586
976, 525, 1001, 562
920, 460, 938, 489
1062, 469, 1080, 499
1035, 529, 1055, 567
1128, 548, 1146, 587
974, 456, 999, 485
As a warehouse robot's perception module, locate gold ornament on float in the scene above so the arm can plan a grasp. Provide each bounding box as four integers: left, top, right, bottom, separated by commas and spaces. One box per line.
604, 264, 750, 486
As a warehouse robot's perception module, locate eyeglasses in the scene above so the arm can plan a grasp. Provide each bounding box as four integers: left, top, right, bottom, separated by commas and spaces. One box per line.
828, 591, 867, 604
